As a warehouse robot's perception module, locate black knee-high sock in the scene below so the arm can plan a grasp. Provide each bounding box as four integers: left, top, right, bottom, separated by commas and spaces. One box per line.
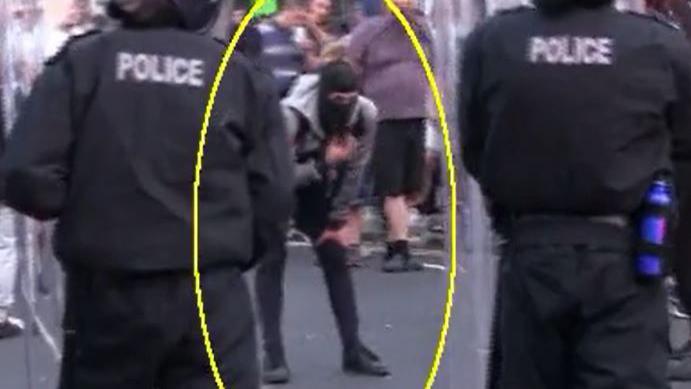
315, 240, 361, 353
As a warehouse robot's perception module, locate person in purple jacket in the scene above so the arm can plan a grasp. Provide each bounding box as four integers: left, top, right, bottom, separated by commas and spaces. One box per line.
346, 0, 434, 273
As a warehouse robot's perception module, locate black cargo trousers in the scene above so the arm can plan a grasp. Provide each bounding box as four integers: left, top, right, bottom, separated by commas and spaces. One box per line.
496, 216, 669, 389
58, 263, 258, 389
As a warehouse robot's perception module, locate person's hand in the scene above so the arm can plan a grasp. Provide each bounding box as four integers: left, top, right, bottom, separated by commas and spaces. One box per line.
286, 10, 310, 26
324, 135, 356, 166
276, 10, 305, 28
296, 35, 317, 54
299, 16, 320, 32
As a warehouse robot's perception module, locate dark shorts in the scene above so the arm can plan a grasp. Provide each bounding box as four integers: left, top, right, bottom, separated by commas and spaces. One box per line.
294, 181, 331, 240
59, 264, 258, 389
498, 217, 668, 389
373, 119, 426, 198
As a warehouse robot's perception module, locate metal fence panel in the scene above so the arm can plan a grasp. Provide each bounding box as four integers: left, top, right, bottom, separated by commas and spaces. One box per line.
1, 1, 64, 387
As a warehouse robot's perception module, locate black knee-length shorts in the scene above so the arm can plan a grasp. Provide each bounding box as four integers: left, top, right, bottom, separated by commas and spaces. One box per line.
373, 119, 426, 198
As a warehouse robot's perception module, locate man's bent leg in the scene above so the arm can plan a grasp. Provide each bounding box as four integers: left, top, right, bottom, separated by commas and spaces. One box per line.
373, 120, 411, 272
315, 239, 389, 376
315, 240, 361, 352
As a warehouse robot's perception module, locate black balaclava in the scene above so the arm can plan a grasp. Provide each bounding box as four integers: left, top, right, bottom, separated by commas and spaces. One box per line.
318, 61, 359, 138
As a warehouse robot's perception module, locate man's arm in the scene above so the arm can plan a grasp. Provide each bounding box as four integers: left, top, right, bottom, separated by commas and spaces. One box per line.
327, 99, 377, 229
247, 72, 295, 228
259, 76, 295, 221
243, 70, 295, 264
458, 28, 486, 181
345, 20, 374, 74
0, 57, 74, 220
282, 103, 324, 188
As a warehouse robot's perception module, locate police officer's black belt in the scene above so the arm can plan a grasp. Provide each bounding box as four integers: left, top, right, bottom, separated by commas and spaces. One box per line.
514, 214, 629, 228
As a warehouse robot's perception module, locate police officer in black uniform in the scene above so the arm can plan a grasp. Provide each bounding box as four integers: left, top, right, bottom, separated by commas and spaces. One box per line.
460, 0, 691, 387
0, 0, 292, 388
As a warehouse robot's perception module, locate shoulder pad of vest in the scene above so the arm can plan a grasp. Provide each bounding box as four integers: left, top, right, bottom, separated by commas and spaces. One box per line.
624, 9, 681, 31
495, 4, 535, 16
45, 29, 102, 66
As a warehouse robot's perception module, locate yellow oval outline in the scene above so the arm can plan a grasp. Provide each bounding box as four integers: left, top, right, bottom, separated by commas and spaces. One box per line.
192, 1, 458, 388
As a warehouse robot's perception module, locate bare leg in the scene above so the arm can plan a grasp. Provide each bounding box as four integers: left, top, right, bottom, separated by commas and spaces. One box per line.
384, 196, 408, 242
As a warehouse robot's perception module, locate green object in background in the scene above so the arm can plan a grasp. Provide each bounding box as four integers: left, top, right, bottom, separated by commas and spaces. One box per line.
255, 0, 278, 16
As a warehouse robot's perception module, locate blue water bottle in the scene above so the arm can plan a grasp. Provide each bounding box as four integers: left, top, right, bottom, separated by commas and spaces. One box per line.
636, 178, 673, 279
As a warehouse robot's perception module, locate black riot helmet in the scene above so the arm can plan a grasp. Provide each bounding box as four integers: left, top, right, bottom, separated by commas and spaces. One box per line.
107, 0, 181, 26
169, 0, 224, 31
533, 0, 614, 15
108, 0, 224, 31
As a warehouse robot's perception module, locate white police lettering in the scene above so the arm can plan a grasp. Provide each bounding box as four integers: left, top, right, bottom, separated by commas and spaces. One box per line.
116, 52, 204, 87
528, 36, 614, 65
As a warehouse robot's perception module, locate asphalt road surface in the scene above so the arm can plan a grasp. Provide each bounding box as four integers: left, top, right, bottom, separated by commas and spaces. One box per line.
0, 245, 454, 389
2, 244, 691, 389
